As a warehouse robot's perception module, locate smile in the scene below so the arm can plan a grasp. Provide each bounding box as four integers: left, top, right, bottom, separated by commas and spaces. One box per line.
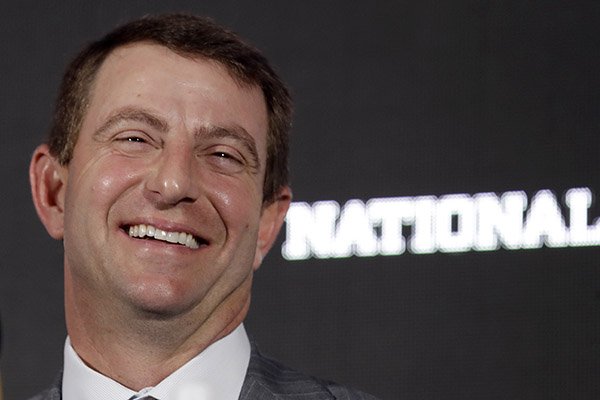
127, 224, 201, 249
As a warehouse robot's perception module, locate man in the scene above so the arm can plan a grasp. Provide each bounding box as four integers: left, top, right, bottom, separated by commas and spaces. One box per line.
28, 13, 376, 400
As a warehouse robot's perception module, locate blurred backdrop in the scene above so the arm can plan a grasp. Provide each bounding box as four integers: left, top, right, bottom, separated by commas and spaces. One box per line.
0, 1, 599, 399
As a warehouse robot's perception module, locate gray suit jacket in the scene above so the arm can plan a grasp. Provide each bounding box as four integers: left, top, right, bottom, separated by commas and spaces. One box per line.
27, 344, 378, 400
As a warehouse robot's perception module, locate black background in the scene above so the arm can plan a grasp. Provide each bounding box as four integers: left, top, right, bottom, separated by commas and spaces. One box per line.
0, 2, 599, 399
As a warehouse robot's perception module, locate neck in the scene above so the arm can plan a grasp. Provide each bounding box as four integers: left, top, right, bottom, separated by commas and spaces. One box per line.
65, 275, 252, 391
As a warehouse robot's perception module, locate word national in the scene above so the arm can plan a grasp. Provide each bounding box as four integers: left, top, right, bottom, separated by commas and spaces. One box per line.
282, 187, 600, 260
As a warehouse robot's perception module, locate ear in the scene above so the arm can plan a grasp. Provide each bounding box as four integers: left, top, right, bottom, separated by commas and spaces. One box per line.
253, 186, 292, 269
30, 144, 67, 240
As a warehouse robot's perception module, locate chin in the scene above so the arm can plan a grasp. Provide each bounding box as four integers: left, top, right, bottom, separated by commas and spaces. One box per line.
125, 280, 201, 318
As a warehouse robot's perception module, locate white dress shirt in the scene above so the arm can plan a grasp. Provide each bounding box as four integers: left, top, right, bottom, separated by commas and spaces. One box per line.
62, 324, 251, 400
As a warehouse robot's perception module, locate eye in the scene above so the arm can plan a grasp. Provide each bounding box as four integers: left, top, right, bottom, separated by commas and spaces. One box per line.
124, 136, 146, 143
113, 132, 156, 154
115, 134, 149, 144
213, 151, 238, 160
211, 150, 243, 165
203, 147, 246, 174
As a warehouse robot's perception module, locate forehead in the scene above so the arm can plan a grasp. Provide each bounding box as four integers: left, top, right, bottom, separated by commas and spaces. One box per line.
84, 42, 268, 148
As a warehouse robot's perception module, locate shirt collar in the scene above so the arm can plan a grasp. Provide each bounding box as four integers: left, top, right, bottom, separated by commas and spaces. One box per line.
62, 324, 251, 400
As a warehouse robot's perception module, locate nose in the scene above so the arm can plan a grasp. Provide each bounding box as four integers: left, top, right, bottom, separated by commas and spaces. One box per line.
144, 144, 198, 207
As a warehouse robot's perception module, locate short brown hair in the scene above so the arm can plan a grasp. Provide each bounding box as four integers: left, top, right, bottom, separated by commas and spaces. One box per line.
48, 13, 292, 203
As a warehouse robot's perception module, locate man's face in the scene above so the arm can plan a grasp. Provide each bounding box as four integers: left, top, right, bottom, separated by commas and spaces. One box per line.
52, 43, 283, 317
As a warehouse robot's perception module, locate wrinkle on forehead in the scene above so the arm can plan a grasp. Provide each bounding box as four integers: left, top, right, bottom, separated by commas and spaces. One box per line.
92, 43, 268, 132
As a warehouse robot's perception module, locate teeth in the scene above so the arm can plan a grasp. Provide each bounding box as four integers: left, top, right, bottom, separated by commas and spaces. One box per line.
166, 232, 179, 243
128, 224, 200, 249
155, 229, 167, 240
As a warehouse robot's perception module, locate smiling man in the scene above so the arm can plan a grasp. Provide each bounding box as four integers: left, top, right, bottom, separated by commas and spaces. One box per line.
28, 13, 376, 400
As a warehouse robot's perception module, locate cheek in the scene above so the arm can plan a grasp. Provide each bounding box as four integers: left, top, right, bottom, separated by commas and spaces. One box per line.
90, 167, 139, 200
208, 176, 263, 227
66, 157, 144, 221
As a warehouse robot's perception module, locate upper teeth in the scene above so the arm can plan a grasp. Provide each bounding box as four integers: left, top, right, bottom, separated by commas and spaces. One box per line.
128, 224, 200, 249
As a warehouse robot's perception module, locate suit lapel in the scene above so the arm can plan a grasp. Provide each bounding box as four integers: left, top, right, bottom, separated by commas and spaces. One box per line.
239, 343, 334, 400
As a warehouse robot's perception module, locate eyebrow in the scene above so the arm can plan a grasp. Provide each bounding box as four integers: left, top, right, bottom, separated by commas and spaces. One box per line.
94, 106, 169, 138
